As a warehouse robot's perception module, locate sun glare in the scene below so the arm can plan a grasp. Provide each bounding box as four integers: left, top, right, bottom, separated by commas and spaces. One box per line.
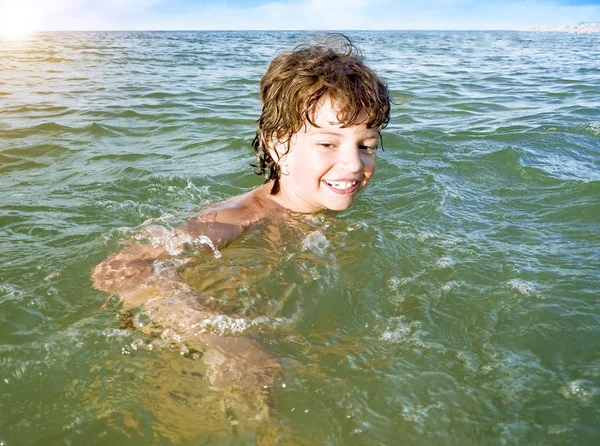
0, 3, 39, 40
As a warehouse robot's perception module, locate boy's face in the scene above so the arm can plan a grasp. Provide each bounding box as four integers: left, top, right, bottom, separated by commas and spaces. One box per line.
273, 98, 379, 213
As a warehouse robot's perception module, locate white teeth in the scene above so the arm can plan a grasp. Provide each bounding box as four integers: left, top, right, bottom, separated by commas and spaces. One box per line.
325, 180, 357, 190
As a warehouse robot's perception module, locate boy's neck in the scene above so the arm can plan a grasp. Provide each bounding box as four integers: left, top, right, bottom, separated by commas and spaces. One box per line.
266, 183, 323, 214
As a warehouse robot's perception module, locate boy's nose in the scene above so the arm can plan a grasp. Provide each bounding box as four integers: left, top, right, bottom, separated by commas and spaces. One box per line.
341, 147, 362, 173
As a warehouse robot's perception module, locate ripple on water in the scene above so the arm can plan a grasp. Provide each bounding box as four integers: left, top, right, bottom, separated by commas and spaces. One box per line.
379, 316, 426, 348
0, 284, 25, 304
504, 278, 535, 296
435, 256, 455, 269
525, 151, 600, 183
560, 379, 599, 406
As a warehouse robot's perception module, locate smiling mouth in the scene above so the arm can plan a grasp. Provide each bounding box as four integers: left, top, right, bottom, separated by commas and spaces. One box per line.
323, 180, 359, 194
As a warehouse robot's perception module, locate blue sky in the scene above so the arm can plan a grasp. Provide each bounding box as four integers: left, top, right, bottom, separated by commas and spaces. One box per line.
2, 0, 600, 32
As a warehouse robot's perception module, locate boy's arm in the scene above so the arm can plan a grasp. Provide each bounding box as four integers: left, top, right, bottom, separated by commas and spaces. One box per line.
92, 210, 248, 306
92, 210, 283, 397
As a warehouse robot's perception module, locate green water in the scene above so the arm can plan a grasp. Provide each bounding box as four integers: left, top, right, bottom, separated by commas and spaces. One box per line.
1, 31, 599, 444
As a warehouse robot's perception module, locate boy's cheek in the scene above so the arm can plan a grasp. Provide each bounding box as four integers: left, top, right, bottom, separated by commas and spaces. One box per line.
364, 163, 376, 184
364, 158, 376, 173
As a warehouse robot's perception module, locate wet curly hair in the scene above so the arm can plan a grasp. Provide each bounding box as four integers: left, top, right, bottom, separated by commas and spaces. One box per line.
251, 34, 391, 194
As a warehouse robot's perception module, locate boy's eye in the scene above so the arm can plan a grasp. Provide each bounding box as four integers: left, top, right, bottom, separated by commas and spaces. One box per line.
317, 142, 335, 149
360, 145, 378, 154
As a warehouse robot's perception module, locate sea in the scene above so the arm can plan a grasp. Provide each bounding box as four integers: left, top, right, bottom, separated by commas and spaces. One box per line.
1, 31, 599, 445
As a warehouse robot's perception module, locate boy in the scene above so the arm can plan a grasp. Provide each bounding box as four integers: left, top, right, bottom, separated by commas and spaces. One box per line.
92, 34, 391, 432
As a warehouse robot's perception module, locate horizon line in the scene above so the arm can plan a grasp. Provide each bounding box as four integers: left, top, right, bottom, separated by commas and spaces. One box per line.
20, 28, 555, 33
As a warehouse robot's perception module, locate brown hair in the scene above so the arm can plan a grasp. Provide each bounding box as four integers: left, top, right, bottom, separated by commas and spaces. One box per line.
251, 34, 391, 194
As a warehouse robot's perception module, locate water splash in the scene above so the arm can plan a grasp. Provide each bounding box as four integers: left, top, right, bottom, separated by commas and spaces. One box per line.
505, 279, 535, 296
134, 224, 190, 255
301, 230, 331, 255
193, 235, 222, 259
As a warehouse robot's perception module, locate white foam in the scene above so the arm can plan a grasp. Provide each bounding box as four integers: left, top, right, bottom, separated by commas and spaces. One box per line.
387, 276, 412, 304
133, 224, 191, 255
560, 379, 598, 405
0, 284, 24, 301
441, 280, 459, 291
586, 121, 600, 136
151, 257, 188, 280
380, 317, 415, 343
102, 328, 131, 338
193, 235, 222, 259
192, 315, 250, 335
380, 328, 411, 342
435, 256, 454, 269
417, 231, 437, 242
190, 314, 288, 336
43, 271, 60, 281
505, 279, 534, 296
401, 402, 436, 433
301, 230, 331, 255
387, 276, 402, 291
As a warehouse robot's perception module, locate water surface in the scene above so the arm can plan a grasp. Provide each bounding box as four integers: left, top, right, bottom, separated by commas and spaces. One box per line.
1, 31, 599, 444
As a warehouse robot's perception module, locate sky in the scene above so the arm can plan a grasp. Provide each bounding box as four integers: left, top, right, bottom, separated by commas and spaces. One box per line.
1, 0, 600, 37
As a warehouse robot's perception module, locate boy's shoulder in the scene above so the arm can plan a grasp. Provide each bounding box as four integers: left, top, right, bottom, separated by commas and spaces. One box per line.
180, 183, 283, 246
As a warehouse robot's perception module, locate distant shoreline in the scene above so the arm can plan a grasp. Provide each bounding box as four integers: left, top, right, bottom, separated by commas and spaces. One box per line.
524, 23, 600, 34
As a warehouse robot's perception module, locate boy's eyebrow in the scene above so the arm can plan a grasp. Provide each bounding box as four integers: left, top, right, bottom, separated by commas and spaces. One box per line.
308, 130, 344, 136
308, 128, 380, 139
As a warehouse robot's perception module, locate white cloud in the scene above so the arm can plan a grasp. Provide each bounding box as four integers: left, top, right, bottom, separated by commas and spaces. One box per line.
1, 0, 599, 31
0, 0, 167, 31
143, 0, 600, 31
